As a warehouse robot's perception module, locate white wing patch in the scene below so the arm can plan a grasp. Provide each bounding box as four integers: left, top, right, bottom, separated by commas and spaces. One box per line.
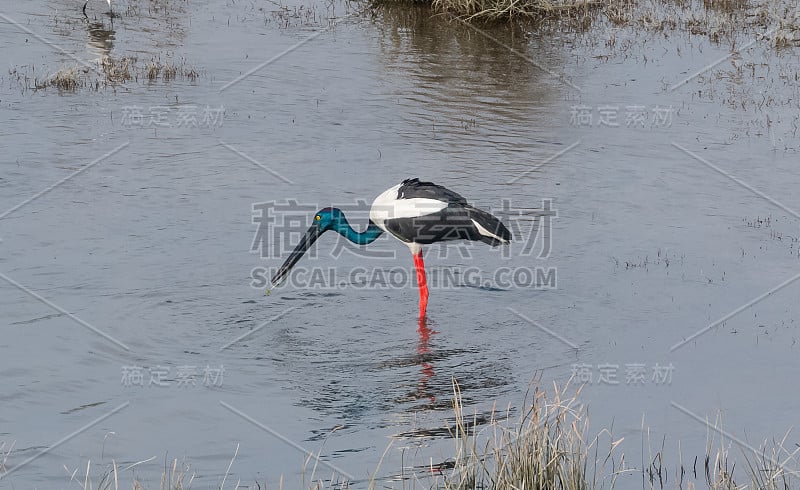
370, 184, 448, 231
471, 219, 508, 243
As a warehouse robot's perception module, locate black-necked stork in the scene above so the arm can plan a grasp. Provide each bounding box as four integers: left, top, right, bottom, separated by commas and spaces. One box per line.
271, 178, 512, 320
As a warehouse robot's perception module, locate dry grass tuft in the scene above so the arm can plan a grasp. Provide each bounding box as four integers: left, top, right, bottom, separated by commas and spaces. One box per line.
423, 380, 800, 490
373, 0, 602, 21
772, 27, 800, 48
436, 378, 625, 489
63, 457, 193, 490
42, 66, 84, 91
102, 56, 134, 83
702, 415, 800, 490
146, 60, 162, 81
144, 57, 199, 82
432, 0, 602, 21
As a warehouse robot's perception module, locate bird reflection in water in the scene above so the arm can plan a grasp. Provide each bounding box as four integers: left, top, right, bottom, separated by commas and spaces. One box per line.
415, 318, 437, 405
84, 20, 114, 61
82, 0, 114, 63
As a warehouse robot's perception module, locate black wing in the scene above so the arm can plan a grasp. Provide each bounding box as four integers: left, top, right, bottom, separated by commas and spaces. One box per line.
397, 178, 468, 205
385, 205, 512, 246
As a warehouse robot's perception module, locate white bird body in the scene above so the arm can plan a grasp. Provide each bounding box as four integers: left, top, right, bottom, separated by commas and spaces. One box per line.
370, 183, 449, 234
369, 178, 511, 248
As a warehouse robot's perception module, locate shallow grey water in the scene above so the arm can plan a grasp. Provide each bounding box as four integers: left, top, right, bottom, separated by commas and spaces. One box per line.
1, 0, 799, 487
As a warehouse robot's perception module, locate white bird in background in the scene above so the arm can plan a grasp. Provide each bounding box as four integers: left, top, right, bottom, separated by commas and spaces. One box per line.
83, 0, 112, 17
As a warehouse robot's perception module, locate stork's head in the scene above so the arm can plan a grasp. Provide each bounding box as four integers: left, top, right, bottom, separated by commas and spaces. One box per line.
270, 207, 343, 286
311, 207, 343, 232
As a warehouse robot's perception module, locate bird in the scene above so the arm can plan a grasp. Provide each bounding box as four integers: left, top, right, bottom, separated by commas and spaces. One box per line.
270, 178, 512, 321
83, 0, 112, 18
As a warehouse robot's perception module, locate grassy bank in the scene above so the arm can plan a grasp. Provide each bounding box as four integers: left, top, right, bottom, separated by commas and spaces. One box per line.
373, 0, 602, 21
429, 0, 601, 22
373, 0, 800, 45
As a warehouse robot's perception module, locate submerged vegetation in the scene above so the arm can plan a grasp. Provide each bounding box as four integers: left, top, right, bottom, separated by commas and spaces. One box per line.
10, 56, 201, 93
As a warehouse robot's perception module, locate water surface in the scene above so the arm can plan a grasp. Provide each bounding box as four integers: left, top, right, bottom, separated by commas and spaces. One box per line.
1, 0, 799, 487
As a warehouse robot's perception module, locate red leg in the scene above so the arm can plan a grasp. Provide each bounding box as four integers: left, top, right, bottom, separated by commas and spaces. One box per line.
413, 251, 429, 320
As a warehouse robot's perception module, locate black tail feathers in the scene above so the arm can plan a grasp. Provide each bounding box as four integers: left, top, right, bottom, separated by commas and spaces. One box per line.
466, 206, 512, 246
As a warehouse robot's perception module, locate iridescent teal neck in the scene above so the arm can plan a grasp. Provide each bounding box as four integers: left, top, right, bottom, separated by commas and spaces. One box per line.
334, 216, 384, 245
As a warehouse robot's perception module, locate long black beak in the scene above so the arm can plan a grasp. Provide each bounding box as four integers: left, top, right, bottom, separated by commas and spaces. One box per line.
271, 225, 323, 286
